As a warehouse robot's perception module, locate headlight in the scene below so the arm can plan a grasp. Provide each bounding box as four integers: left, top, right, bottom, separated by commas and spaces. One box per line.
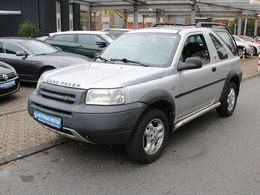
36, 74, 45, 90
86, 88, 126, 105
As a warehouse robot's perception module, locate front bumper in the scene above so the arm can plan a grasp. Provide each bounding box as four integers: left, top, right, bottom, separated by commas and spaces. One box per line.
28, 90, 147, 144
0, 77, 20, 98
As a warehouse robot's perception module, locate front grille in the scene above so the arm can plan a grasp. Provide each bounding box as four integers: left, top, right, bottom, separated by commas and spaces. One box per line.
0, 72, 16, 81
39, 88, 76, 104
33, 102, 72, 116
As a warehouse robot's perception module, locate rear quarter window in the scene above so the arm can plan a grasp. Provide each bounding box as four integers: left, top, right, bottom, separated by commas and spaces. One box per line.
210, 34, 228, 60
51, 34, 75, 42
215, 31, 237, 56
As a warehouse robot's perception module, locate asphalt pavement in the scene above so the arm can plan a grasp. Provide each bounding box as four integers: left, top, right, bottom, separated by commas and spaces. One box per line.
0, 76, 260, 195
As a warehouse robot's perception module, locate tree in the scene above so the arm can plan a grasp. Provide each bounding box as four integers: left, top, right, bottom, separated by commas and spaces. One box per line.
18, 21, 40, 37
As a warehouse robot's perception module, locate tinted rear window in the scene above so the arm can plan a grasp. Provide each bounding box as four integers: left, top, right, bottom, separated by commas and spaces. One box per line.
215, 31, 237, 56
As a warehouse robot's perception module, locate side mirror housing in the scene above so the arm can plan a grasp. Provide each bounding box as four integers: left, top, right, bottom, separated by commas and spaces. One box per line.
178, 57, 203, 71
16, 51, 28, 58
96, 41, 107, 48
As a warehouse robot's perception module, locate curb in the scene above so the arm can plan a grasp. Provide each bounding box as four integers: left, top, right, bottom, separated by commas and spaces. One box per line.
0, 138, 68, 166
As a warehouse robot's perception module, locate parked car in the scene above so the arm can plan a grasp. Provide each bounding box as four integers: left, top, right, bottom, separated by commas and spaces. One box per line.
233, 35, 254, 57
45, 31, 115, 58
28, 23, 242, 163
36, 36, 49, 42
0, 38, 90, 82
0, 61, 20, 97
239, 35, 260, 55
255, 36, 260, 44
103, 28, 131, 38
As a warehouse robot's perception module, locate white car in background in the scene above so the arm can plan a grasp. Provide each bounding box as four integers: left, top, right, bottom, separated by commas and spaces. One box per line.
233, 35, 254, 57
240, 35, 260, 55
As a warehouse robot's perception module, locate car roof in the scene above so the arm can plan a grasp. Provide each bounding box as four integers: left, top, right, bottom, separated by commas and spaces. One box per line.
103, 28, 131, 31
49, 31, 109, 36
127, 26, 214, 35
0, 37, 34, 43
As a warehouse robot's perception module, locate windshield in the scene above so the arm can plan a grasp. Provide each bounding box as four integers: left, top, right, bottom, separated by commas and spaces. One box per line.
22, 40, 58, 55
100, 33, 180, 67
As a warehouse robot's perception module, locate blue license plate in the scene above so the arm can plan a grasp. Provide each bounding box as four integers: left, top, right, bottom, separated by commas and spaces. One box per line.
0, 80, 16, 89
34, 110, 62, 129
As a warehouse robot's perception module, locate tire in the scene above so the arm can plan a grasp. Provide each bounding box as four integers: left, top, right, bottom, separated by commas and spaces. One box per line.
217, 82, 238, 117
39, 67, 54, 78
126, 108, 169, 164
253, 47, 258, 56
238, 47, 244, 58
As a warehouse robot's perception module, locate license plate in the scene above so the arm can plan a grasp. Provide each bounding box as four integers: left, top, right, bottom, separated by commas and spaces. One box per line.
0, 80, 16, 89
34, 110, 62, 129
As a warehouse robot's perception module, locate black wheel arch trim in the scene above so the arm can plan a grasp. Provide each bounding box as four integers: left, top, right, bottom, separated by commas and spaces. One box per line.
138, 89, 176, 123
220, 70, 242, 102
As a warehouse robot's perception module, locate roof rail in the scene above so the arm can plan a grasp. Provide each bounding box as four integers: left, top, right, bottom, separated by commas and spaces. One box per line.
152, 23, 196, 27
196, 22, 232, 34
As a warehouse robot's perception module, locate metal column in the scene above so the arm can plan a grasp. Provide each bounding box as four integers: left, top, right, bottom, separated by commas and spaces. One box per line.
254, 18, 258, 37
237, 17, 242, 36
191, 1, 196, 24
88, 7, 92, 30
133, 6, 138, 29
244, 17, 248, 36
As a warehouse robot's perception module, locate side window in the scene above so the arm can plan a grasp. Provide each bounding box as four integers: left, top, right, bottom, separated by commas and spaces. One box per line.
215, 31, 237, 56
0, 42, 3, 53
3, 42, 24, 55
52, 34, 75, 42
210, 34, 228, 60
181, 34, 210, 65
78, 35, 104, 45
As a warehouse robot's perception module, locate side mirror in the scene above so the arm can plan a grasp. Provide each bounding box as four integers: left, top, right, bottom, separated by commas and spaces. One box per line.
178, 57, 203, 71
16, 51, 28, 58
96, 41, 107, 48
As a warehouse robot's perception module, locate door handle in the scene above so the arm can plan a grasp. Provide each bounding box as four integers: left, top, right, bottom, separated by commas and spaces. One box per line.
212, 67, 217, 72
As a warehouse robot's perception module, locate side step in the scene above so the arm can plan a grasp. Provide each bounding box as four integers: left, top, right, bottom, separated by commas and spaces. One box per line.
174, 102, 221, 130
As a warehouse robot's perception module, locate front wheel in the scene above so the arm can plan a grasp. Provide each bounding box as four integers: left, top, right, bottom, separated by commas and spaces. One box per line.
217, 82, 238, 117
126, 108, 169, 164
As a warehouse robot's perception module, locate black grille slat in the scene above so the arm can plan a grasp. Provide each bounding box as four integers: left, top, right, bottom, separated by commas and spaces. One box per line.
40, 89, 76, 104
0, 72, 16, 81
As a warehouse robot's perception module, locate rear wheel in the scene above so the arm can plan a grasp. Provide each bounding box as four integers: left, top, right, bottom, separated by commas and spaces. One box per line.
217, 82, 238, 117
126, 108, 169, 164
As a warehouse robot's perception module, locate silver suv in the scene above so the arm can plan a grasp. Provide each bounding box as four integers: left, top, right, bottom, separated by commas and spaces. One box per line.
28, 23, 242, 163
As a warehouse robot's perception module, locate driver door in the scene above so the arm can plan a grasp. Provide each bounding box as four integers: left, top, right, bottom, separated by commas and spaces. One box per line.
175, 33, 220, 120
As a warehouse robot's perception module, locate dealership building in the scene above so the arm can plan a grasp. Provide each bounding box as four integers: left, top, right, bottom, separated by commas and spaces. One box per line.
0, 0, 89, 36
0, 0, 259, 37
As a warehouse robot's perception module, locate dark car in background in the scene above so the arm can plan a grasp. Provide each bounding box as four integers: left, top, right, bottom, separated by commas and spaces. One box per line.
0, 61, 20, 97
45, 31, 115, 58
0, 38, 90, 82
103, 28, 131, 38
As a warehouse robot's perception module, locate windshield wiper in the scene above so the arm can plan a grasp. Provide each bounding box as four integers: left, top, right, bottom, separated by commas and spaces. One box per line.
95, 56, 113, 63
110, 58, 149, 67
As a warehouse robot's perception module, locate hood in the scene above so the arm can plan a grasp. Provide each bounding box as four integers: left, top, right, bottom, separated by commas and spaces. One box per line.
34, 51, 91, 66
43, 63, 166, 89
0, 62, 15, 74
